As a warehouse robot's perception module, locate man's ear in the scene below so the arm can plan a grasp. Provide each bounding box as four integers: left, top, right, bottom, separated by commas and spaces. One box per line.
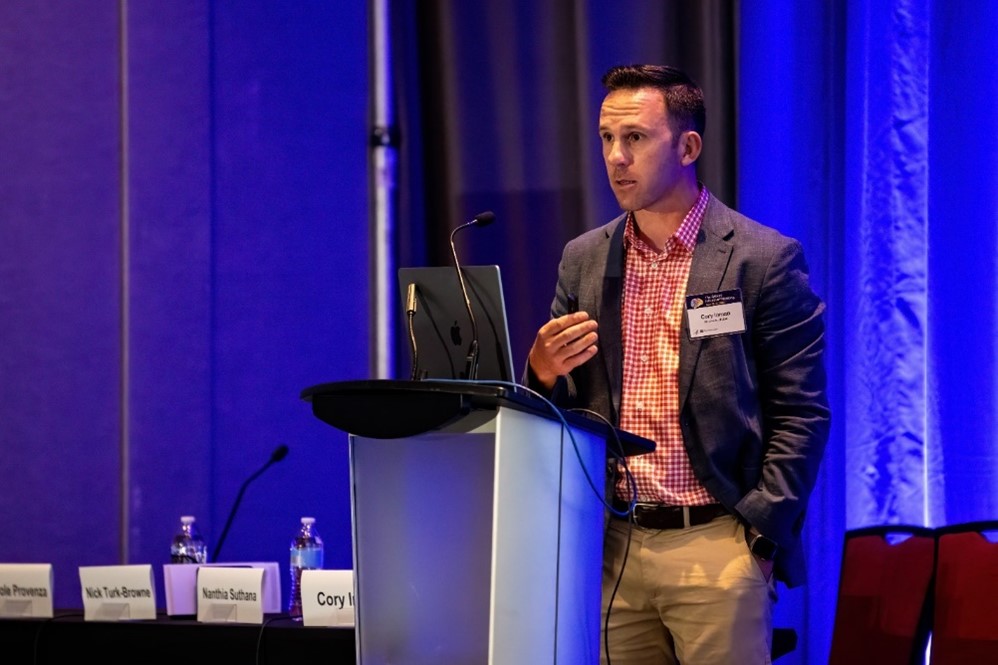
680, 131, 703, 166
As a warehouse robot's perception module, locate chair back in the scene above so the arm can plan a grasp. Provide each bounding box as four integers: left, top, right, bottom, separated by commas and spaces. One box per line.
930, 520, 998, 664
828, 525, 936, 665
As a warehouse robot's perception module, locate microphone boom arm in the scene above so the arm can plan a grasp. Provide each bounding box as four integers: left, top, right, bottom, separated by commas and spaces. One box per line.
211, 444, 289, 562
449, 211, 495, 381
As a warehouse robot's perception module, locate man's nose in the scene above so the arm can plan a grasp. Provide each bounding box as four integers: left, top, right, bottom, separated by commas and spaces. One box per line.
606, 141, 628, 165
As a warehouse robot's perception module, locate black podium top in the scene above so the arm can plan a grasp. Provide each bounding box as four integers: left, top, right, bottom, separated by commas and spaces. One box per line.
300, 379, 654, 457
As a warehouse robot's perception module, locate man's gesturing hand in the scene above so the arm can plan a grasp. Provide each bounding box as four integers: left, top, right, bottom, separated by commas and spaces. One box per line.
527, 312, 599, 390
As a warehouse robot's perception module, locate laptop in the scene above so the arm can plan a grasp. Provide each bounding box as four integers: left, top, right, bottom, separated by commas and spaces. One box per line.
397, 265, 516, 382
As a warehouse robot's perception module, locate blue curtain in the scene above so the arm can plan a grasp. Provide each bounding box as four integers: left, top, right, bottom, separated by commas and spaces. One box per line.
738, 4, 847, 661
924, 2, 998, 524
740, 0, 998, 661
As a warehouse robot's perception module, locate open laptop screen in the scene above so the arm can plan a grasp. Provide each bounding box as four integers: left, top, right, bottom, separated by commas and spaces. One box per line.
397, 265, 515, 382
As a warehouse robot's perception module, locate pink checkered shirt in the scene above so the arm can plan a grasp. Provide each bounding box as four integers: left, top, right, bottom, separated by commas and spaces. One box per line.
615, 186, 716, 506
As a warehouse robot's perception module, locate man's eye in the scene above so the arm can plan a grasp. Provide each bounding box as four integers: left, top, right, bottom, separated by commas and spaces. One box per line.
628, 133, 642, 142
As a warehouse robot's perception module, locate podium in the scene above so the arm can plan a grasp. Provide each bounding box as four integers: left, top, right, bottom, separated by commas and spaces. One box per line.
301, 380, 653, 665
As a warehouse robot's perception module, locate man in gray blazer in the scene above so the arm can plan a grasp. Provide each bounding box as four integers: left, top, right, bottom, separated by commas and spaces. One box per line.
526, 64, 830, 664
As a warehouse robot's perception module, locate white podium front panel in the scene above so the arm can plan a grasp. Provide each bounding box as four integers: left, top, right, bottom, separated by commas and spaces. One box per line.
349, 405, 606, 665
490, 406, 605, 664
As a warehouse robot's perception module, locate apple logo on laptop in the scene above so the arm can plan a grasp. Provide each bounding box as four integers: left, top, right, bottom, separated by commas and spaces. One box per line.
450, 321, 463, 346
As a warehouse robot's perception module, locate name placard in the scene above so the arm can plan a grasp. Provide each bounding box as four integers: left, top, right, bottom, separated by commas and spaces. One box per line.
302, 569, 355, 627
0, 563, 54, 618
197, 566, 264, 624
164, 562, 281, 616
79, 564, 156, 621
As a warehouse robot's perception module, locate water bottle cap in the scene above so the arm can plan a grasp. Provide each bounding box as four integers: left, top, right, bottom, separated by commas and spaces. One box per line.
181, 515, 196, 524
301, 516, 315, 525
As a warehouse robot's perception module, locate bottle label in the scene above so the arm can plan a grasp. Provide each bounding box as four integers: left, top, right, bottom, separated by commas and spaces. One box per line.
290, 547, 324, 569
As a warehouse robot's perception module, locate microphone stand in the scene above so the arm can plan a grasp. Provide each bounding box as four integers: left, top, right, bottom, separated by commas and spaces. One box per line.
211, 444, 289, 562
450, 215, 492, 380
405, 282, 420, 380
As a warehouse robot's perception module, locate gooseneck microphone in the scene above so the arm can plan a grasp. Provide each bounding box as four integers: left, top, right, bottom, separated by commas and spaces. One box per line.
405, 282, 420, 380
449, 211, 495, 380
211, 443, 289, 562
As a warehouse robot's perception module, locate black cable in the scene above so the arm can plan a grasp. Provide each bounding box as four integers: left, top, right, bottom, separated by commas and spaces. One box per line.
254, 614, 283, 665
428, 378, 646, 663
469, 380, 611, 506
431, 379, 643, 663
407, 309, 419, 380
32, 615, 49, 665
568, 407, 638, 518
600, 515, 635, 665
430, 378, 638, 515
567, 407, 638, 665
34, 612, 84, 664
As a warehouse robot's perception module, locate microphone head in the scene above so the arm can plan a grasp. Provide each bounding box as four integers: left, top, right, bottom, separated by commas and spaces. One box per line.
270, 444, 289, 463
472, 211, 495, 227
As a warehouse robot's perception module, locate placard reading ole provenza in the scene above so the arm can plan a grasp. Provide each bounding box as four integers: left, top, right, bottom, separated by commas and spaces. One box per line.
0, 563, 54, 618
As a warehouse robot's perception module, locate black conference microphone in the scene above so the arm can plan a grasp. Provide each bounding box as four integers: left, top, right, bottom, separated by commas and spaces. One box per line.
211, 443, 289, 562
449, 210, 495, 380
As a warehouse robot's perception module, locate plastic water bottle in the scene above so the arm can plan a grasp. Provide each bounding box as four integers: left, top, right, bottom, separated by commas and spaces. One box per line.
170, 515, 208, 564
288, 516, 324, 618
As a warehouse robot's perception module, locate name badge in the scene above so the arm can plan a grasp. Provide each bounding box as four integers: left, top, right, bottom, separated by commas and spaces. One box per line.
686, 289, 746, 339
79, 564, 157, 621
0, 563, 54, 618
197, 566, 264, 624
302, 569, 355, 627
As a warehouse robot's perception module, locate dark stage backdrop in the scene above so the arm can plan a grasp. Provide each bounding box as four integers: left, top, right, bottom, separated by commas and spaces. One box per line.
391, 0, 739, 379
0, 2, 369, 610
388, 1, 998, 663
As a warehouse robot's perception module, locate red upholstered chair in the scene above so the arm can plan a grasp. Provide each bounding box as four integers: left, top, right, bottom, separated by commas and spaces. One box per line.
930, 521, 998, 664
828, 525, 936, 665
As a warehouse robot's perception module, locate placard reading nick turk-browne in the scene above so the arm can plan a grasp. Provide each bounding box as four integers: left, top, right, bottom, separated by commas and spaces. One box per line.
196, 566, 265, 624
79, 565, 156, 621
0, 563, 54, 618
302, 569, 355, 627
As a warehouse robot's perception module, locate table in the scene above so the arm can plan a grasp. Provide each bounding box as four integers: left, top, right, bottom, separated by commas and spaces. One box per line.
1, 611, 355, 664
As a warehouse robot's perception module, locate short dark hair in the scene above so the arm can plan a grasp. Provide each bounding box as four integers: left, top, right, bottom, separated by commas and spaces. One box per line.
601, 64, 706, 138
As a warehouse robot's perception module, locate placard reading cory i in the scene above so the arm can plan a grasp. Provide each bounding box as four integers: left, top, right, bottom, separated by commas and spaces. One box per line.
302, 569, 355, 627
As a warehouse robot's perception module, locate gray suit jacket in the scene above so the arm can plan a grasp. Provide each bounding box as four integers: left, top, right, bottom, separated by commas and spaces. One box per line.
527, 195, 830, 587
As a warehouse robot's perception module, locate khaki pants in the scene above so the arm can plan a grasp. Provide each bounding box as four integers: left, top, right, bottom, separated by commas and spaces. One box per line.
601, 514, 775, 665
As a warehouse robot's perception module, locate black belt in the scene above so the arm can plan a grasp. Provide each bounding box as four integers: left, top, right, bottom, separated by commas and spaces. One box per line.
612, 498, 729, 530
